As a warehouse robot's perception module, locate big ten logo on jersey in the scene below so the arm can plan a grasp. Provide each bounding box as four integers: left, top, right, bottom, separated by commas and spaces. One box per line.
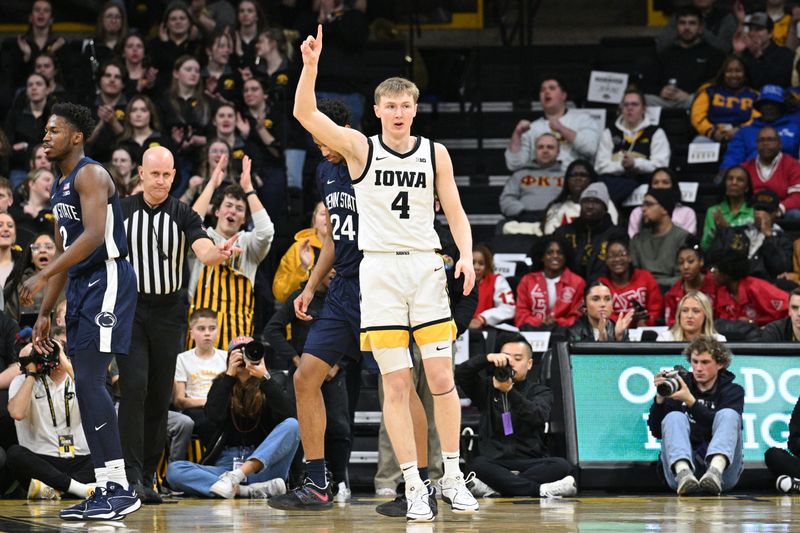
520, 174, 564, 188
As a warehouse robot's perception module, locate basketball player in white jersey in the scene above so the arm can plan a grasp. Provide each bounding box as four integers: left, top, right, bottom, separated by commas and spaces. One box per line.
295, 26, 477, 521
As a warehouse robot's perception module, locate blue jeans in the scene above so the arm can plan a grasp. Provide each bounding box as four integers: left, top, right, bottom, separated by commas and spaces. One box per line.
316, 91, 365, 131
284, 149, 307, 190
659, 409, 743, 492
166, 418, 300, 497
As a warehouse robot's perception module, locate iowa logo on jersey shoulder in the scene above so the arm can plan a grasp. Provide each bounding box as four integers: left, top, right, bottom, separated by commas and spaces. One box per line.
373, 169, 427, 188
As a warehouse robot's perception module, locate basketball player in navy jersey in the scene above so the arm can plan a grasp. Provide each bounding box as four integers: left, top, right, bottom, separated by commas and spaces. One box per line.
294, 27, 478, 521
269, 99, 363, 510
20, 103, 142, 521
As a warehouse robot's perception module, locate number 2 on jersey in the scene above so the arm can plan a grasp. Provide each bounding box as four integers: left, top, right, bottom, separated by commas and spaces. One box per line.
391, 191, 410, 219
331, 214, 355, 241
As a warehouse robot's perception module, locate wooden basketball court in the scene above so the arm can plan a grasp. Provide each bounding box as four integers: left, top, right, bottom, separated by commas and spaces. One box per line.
0, 493, 796, 532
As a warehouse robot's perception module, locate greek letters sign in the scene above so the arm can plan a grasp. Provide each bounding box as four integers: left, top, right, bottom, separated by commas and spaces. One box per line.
571, 355, 799, 462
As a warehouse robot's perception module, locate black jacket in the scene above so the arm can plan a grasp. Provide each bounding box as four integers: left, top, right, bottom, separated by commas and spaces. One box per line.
554, 215, 626, 281
648, 369, 744, 452
742, 41, 794, 89
263, 285, 326, 369
455, 354, 552, 460
760, 317, 795, 342
567, 315, 627, 342
787, 398, 800, 457
202, 374, 295, 464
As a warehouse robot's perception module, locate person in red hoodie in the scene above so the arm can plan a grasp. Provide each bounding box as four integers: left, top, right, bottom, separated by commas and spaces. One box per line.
665, 240, 717, 326
741, 126, 800, 218
598, 236, 663, 326
515, 236, 585, 330
712, 249, 788, 326
469, 244, 516, 330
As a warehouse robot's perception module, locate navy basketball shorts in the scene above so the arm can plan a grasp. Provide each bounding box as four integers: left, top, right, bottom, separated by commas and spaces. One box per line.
65, 259, 137, 356
303, 274, 369, 367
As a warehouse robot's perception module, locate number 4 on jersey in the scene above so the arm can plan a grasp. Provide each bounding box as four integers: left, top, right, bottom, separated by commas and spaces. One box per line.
391, 191, 410, 219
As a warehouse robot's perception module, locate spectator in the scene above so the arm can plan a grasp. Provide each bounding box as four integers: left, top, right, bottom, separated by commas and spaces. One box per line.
4, 73, 50, 186
190, 158, 275, 349
646, 6, 724, 110
0, 213, 18, 288
263, 269, 352, 496
741, 126, 800, 218
765, 0, 793, 46
514, 236, 585, 331
165, 338, 299, 499
0, 309, 20, 451
760, 287, 800, 341
712, 250, 788, 326
648, 337, 744, 495
295, 0, 369, 129
4, 233, 62, 326
202, 30, 239, 108
209, 103, 248, 176
272, 201, 327, 303
655, 0, 738, 53
32, 52, 70, 105
86, 61, 128, 164
0, 178, 14, 215
500, 133, 564, 224
148, 2, 202, 94
189, 0, 236, 35
231, 0, 268, 72
567, 281, 633, 342
72, 1, 128, 103
109, 147, 138, 197
455, 335, 576, 498
182, 139, 232, 208
596, 87, 671, 204
721, 85, 800, 170
553, 182, 625, 281
120, 33, 157, 98
764, 392, 800, 493
598, 237, 663, 327
658, 291, 726, 341
734, 12, 794, 89
665, 242, 717, 327
628, 168, 697, 238
469, 244, 516, 330
691, 55, 759, 143
631, 188, 690, 286
116, 95, 166, 166
10, 167, 54, 242
701, 166, 754, 250
27, 143, 51, 173
505, 78, 600, 171
541, 159, 619, 234
6, 343, 95, 500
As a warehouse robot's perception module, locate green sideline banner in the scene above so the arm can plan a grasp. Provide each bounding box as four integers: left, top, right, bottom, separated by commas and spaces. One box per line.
571, 355, 800, 462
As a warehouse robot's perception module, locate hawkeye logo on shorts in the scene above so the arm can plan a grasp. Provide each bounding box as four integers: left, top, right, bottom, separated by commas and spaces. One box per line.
94, 312, 117, 328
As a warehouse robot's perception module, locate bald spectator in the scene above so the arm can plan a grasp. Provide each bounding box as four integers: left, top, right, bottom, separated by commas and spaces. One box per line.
505, 78, 600, 171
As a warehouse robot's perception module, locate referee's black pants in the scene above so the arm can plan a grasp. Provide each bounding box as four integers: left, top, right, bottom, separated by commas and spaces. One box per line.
6, 445, 94, 493
117, 292, 188, 484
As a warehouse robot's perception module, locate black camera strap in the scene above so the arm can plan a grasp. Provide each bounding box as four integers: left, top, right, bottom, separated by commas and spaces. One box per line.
40, 376, 70, 429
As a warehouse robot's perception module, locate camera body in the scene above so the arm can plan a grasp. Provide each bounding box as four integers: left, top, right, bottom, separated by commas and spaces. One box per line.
493, 364, 516, 382
19, 343, 60, 376
657, 365, 692, 397
231, 340, 265, 366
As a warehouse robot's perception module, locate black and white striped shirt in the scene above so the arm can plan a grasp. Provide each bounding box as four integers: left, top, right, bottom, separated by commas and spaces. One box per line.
121, 194, 209, 295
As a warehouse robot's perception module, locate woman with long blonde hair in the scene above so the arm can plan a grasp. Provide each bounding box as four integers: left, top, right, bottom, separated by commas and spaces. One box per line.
658, 291, 726, 342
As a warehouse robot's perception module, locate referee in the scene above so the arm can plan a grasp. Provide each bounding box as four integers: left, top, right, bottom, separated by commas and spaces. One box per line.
118, 146, 235, 503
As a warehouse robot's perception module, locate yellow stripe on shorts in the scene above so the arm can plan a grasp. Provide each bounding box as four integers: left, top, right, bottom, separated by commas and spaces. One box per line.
360, 329, 410, 351
412, 319, 457, 346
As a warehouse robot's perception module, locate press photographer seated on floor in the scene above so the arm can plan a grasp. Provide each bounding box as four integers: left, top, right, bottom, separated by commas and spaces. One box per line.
454, 334, 575, 498
6, 339, 95, 500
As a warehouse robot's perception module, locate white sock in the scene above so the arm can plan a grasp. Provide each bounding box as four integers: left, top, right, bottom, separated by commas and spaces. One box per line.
709, 455, 728, 472
230, 469, 246, 484
105, 459, 129, 490
238, 485, 250, 497
442, 451, 461, 480
400, 461, 422, 489
673, 460, 692, 475
94, 467, 109, 488
67, 479, 92, 498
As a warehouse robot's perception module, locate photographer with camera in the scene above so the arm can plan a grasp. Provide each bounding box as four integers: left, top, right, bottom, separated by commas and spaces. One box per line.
6, 342, 95, 500
454, 335, 575, 498
648, 336, 744, 495
165, 336, 299, 499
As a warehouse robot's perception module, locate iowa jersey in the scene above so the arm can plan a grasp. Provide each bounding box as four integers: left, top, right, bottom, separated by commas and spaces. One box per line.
51, 157, 128, 276
316, 159, 361, 278
352, 135, 440, 252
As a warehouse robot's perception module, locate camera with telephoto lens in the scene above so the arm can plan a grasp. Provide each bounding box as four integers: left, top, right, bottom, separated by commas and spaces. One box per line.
231, 340, 265, 366
657, 365, 691, 397
18, 343, 60, 376
493, 364, 516, 382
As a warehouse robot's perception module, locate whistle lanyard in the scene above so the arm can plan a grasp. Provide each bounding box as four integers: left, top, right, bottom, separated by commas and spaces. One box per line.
41, 377, 70, 429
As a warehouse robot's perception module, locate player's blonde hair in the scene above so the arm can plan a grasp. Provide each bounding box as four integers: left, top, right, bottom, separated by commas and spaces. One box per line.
374, 77, 419, 104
